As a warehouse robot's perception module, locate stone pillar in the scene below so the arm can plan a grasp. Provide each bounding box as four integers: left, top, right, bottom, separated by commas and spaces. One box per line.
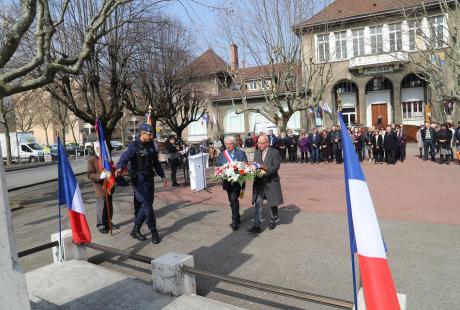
152, 252, 196, 296
353, 287, 407, 310
0, 152, 31, 309
51, 229, 87, 263
393, 85, 402, 125
358, 84, 367, 126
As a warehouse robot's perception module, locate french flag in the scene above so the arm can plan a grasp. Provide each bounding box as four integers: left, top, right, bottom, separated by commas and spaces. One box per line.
338, 114, 400, 310
95, 119, 115, 195
58, 138, 91, 244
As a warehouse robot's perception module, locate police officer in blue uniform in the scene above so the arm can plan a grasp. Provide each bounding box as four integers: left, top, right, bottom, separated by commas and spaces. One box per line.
116, 124, 167, 244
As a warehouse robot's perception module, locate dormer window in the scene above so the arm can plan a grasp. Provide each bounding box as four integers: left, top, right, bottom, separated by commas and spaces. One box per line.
247, 81, 258, 90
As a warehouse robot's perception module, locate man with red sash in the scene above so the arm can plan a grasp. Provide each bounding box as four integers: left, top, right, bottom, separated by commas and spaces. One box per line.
216, 136, 248, 231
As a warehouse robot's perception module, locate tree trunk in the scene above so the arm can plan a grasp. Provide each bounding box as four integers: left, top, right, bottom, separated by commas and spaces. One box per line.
44, 125, 49, 146
277, 119, 287, 134
60, 123, 67, 147
0, 97, 13, 166
71, 126, 78, 144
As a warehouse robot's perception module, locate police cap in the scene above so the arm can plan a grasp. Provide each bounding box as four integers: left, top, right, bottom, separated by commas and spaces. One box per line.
138, 123, 153, 133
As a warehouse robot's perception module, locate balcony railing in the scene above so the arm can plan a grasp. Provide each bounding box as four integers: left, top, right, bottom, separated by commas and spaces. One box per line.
349, 52, 409, 69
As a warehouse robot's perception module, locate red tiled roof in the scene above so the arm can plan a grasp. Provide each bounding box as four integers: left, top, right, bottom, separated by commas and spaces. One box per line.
297, 0, 440, 29
237, 63, 288, 80
183, 49, 228, 76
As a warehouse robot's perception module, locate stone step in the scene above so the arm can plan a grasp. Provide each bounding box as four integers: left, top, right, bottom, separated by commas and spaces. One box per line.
26, 260, 245, 310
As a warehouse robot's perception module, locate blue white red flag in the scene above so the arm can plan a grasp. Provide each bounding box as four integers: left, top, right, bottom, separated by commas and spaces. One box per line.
338, 113, 400, 310
146, 111, 152, 125
95, 119, 116, 195
58, 138, 91, 244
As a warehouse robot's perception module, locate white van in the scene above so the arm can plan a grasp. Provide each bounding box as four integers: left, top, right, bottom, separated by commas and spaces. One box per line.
0, 132, 44, 163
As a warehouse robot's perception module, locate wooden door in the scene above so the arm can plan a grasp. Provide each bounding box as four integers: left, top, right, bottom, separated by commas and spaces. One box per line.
371, 104, 388, 128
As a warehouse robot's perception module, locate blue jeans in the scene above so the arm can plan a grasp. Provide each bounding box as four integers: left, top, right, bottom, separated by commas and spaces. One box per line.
424, 140, 435, 160
310, 148, 320, 162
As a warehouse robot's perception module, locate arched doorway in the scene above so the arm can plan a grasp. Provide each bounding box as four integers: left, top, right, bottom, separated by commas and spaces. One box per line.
400, 73, 426, 125
366, 77, 393, 128
334, 80, 358, 126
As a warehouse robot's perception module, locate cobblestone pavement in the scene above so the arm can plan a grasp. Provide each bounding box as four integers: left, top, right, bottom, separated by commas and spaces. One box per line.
11, 143, 460, 309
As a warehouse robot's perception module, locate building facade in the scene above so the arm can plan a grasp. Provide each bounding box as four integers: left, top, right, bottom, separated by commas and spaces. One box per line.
183, 47, 304, 143
296, 0, 459, 133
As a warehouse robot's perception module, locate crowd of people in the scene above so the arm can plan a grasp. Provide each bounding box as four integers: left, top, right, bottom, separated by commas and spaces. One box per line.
210, 121, 460, 166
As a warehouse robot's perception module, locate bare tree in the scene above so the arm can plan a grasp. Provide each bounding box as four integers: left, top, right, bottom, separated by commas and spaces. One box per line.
115, 107, 130, 145
218, 0, 333, 132
401, 0, 460, 122
34, 94, 53, 146
11, 92, 36, 132
45, 1, 154, 146
132, 17, 207, 140
0, 0, 131, 98
0, 97, 15, 165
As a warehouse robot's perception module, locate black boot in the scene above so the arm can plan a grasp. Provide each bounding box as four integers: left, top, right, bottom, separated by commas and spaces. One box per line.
130, 225, 147, 241
439, 155, 444, 164
150, 227, 161, 244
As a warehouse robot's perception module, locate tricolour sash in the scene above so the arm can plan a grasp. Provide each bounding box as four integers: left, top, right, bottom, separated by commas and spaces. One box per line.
223, 150, 234, 163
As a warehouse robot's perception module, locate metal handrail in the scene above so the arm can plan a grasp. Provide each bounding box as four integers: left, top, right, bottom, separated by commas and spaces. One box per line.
18, 241, 354, 309
18, 241, 59, 258
84, 242, 152, 264
182, 265, 354, 309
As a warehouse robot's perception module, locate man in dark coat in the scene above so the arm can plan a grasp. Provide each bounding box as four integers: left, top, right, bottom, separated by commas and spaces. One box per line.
248, 134, 284, 234
330, 126, 342, 163
396, 125, 407, 162
383, 126, 398, 164
216, 136, 248, 231
308, 128, 321, 163
371, 128, 384, 164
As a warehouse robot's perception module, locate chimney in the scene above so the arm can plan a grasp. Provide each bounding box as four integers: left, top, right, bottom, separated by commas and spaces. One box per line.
230, 43, 238, 73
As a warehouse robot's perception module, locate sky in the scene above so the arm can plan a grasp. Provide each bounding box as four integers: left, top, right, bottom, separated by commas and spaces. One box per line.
163, 0, 231, 58
164, 0, 330, 63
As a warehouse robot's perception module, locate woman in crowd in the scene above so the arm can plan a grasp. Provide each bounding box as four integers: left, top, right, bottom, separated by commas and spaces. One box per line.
298, 132, 309, 163
165, 135, 181, 186
354, 128, 365, 161
437, 123, 452, 165
277, 132, 288, 162
244, 133, 254, 147
236, 135, 243, 148
416, 125, 424, 158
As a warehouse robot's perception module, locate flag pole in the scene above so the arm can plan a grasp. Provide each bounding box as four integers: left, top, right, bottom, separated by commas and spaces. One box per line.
339, 113, 359, 310
97, 119, 113, 235
57, 135, 63, 262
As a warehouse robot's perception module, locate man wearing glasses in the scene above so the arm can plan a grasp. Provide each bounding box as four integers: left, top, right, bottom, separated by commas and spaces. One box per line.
248, 134, 284, 234
216, 136, 248, 231
116, 124, 168, 244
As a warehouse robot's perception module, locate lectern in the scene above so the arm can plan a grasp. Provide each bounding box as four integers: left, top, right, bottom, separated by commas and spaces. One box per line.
188, 153, 209, 191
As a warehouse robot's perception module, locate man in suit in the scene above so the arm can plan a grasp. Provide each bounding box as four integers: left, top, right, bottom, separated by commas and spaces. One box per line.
308, 128, 321, 163
267, 130, 277, 148
371, 128, 383, 164
216, 136, 248, 231
248, 134, 284, 234
383, 125, 397, 165
396, 125, 407, 162
421, 122, 436, 161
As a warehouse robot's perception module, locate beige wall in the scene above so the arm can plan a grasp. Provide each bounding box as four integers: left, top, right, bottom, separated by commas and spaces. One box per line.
300, 10, 459, 127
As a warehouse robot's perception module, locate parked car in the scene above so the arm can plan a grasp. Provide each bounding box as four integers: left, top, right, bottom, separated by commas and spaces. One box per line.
110, 140, 124, 150
66, 145, 85, 156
